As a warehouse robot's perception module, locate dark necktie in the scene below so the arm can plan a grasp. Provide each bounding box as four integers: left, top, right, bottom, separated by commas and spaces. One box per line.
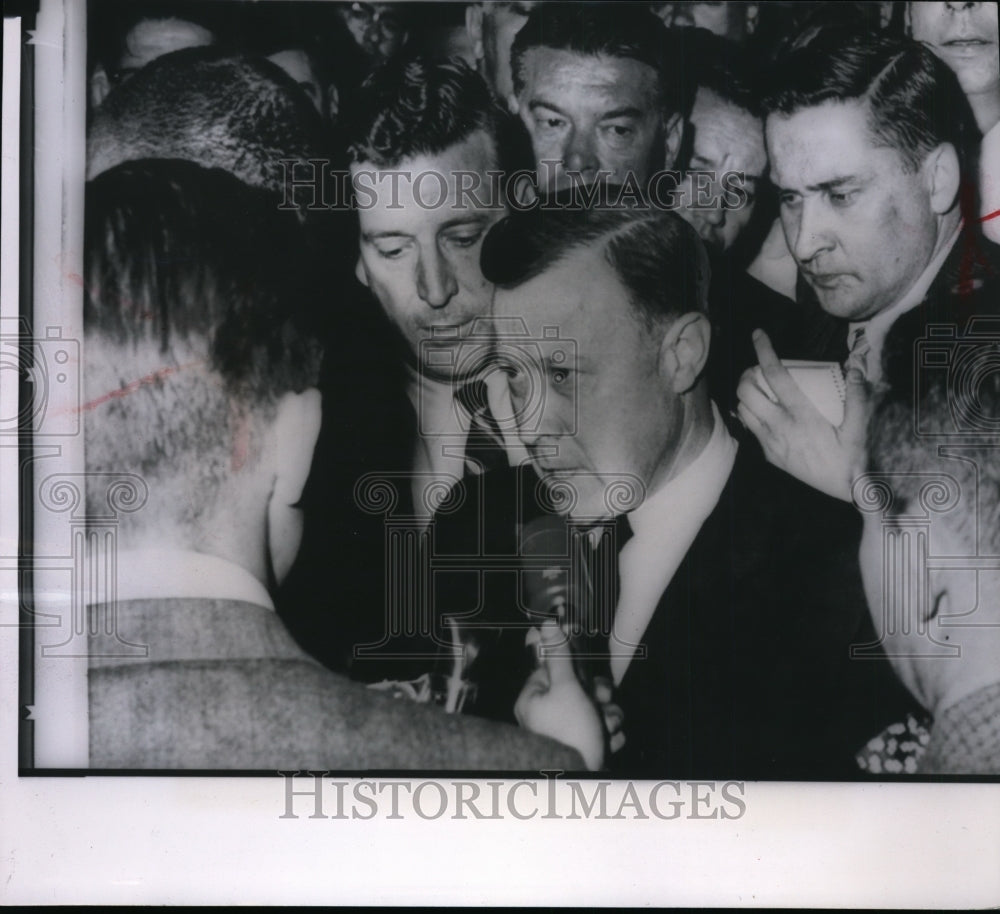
455, 378, 509, 476
568, 514, 634, 691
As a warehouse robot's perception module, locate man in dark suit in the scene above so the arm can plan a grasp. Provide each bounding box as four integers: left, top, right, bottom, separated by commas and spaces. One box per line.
737, 31, 1000, 501
279, 57, 536, 683
423, 202, 917, 778
81, 159, 583, 771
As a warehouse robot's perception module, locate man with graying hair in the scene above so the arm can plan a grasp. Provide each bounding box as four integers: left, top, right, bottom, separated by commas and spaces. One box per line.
81, 158, 584, 770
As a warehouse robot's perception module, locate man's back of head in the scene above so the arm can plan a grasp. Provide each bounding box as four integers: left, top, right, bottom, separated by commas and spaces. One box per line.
87, 46, 326, 195
861, 327, 1000, 771
84, 159, 324, 583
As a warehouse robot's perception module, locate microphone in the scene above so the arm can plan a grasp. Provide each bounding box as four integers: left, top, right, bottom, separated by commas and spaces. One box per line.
520, 515, 614, 697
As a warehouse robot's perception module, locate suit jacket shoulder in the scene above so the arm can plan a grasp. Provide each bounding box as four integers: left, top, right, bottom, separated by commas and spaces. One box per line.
88, 597, 584, 771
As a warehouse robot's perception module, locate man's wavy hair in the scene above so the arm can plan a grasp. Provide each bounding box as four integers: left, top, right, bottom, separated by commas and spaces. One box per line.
341, 55, 532, 174
762, 31, 981, 219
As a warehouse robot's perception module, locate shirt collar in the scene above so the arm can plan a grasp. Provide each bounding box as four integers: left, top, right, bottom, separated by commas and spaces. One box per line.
626, 402, 738, 539
97, 549, 274, 610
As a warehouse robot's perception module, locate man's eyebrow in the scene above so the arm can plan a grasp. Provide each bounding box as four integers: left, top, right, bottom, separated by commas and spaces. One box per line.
781, 174, 868, 194
439, 214, 491, 230
529, 98, 570, 117
598, 106, 644, 120
361, 230, 413, 242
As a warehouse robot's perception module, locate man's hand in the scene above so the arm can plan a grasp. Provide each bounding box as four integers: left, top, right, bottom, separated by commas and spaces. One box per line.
736, 329, 870, 502
515, 621, 604, 770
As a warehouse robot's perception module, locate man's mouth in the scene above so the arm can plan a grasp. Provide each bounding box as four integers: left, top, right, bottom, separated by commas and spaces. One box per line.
940, 37, 993, 54
421, 322, 477, 343
804, 271, 852, 290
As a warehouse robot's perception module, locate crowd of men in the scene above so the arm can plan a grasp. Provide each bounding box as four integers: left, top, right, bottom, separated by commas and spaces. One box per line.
80, 0, 1000, 775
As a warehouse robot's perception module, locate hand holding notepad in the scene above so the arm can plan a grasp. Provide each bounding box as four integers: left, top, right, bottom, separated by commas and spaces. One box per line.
749, 360, 848, 428
736, 330, 869, 502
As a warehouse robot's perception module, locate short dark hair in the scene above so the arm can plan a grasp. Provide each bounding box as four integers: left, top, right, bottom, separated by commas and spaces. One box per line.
481, 195, 710, 328
87, 46, 326, 194
84, 160, 323, 506
680, 27, 760, 118
762, 32, 980, 182
341, 55, 531, 173
510, 2, 692, 119
866, 349, 1000, 554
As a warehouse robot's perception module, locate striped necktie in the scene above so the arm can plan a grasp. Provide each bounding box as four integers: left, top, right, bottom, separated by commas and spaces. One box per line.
844, 325, 871, 379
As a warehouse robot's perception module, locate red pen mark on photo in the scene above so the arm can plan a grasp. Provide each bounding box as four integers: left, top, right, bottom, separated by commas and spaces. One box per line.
67, 268, 154, 318
78, 361, 202, 412
979, 208, 1000, 225
230, 401, 251, 472
955, 180, 995, 299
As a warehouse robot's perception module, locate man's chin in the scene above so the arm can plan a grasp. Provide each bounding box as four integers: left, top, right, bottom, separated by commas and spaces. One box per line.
811, 284, 867, 320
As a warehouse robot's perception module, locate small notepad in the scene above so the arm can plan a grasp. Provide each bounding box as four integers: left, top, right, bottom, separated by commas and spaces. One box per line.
751, 360, 847, 427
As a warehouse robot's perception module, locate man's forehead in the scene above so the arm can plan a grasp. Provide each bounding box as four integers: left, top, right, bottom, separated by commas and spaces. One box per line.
352, 129, 500, 178
351, 130, 503, 225
520, 48, 660, 104
765, 100, 878, 183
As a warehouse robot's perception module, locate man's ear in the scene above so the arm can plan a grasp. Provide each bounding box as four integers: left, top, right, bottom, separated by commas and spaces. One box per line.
465, 2, 485, 61
267, 388, 322, 585
355, 254, 370, 287
90, 65, 112, 109
745, 3, 759, 35
664, 111, 685, 170
924, 143, 961, 216
658, 312, 711, 394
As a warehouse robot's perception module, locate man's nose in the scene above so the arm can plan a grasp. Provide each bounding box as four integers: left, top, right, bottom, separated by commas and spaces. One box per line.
564, 129, 600, 178
789, 199, 835, 265
416, 247, 458, 308
702, 203, 726, 227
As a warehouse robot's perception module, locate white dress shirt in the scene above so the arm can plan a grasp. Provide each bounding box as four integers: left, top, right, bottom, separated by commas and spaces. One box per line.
846, 219, 963, 383
609, 404, 738, 684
